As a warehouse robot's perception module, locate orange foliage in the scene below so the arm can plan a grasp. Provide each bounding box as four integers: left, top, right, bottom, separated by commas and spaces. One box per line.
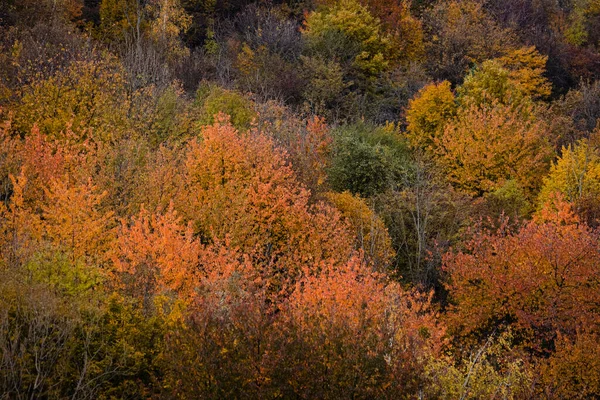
283, 256, 445, 394
42, 177, 115, 265
180, 116, 355, 293
292, 115, 332, 191
0, 171, 43, 268
114, 204, 200, 303
444, 198, 600, 352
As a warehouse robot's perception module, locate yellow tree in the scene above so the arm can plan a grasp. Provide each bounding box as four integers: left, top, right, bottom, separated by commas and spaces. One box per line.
13, 59, 128, 142
498, 46, 552, 100
538, 137, 600, 224
435, 102, 553, 196
146, 0, 192, 60
325, 191, 394, 271
405, 81, 457, 152
302, 0, 395, 79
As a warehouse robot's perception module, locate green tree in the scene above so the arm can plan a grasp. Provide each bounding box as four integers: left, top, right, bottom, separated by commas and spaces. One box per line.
328, 122, 411, 197
302, 0, 395, 81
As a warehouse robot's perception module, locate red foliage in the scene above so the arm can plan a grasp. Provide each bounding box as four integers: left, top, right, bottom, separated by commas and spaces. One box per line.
444, 198, 600, 352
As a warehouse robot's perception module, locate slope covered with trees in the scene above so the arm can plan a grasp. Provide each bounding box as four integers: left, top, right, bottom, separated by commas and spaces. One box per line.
1, 0, 600, 397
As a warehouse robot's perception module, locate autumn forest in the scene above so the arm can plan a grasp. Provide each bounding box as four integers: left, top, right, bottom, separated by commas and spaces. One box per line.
1, 0, 600, 398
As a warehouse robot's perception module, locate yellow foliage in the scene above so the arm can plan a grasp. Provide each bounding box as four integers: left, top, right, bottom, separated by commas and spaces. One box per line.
13, 59, 128, 142
303, 0, 395, 77
405, 81, 456, 152
437, 102, 552, 196
498, 46, 552, 100
538, 139, 600, 206
326, 191, 395, 270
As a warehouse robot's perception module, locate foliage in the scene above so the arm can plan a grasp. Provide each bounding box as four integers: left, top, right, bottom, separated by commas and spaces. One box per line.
12, 58, 128, 142
458, 60, 526, 107
302, 0, 395, 80
196, 83, 256, 130
498, 46, 552, 100
539, 138, 600, 204
423, 0, 516, 83
328, 122, 411, 197
540, 331, 600, 398
424, 330, 534, 399
458, 47, 552, 107
405, 80, 456, 152
444, 198, 600, 353
436, 101, 553, 196
3, 0, 600, 395
326, 191, 394, 270
180, 117, 355, 298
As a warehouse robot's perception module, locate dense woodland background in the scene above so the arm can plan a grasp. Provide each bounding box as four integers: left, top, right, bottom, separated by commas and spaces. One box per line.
1, 0, 600, 398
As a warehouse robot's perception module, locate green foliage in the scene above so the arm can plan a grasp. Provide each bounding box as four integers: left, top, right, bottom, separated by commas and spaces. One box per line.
25, 248, 103, 297
300, 55, 349, 117
458, 48, 552, 107
482, 179, 532, 220
196, 83, 256, 130
0, 272, 165, 398
458, 60, 525, 107
328, 122, 411, 197
13, 58, 128, 142
303, 0, 395, 79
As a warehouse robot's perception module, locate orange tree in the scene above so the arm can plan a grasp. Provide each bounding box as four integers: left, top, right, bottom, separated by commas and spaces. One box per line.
443, 198, 600, 354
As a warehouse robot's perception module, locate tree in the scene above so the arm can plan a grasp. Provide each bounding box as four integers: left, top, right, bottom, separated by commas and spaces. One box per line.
196, 83, 256, 131
435, 101, 552, 196
179, 116, 355, 297
423, 0, 516, 83
281, 257, 444, 398
540, 331, 600, 398
375, 155, 470, 286
457, 60, 526, 107
113, 204, 200, 306
405, 80, 457, 152
42, 177, 115, 267
99, 0, 144, 42
302, 0, 395, 80
146, 0, 192, 61
0, 171, 43, 270
538, 137, 600, 225
444, 198, 600, 353
314, 0, 425, 63
13, 58, 129, 142
328, 122, 411, 197
326, 191, 394, 270
498, 46, 552, 100
458, 48, 552, 107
